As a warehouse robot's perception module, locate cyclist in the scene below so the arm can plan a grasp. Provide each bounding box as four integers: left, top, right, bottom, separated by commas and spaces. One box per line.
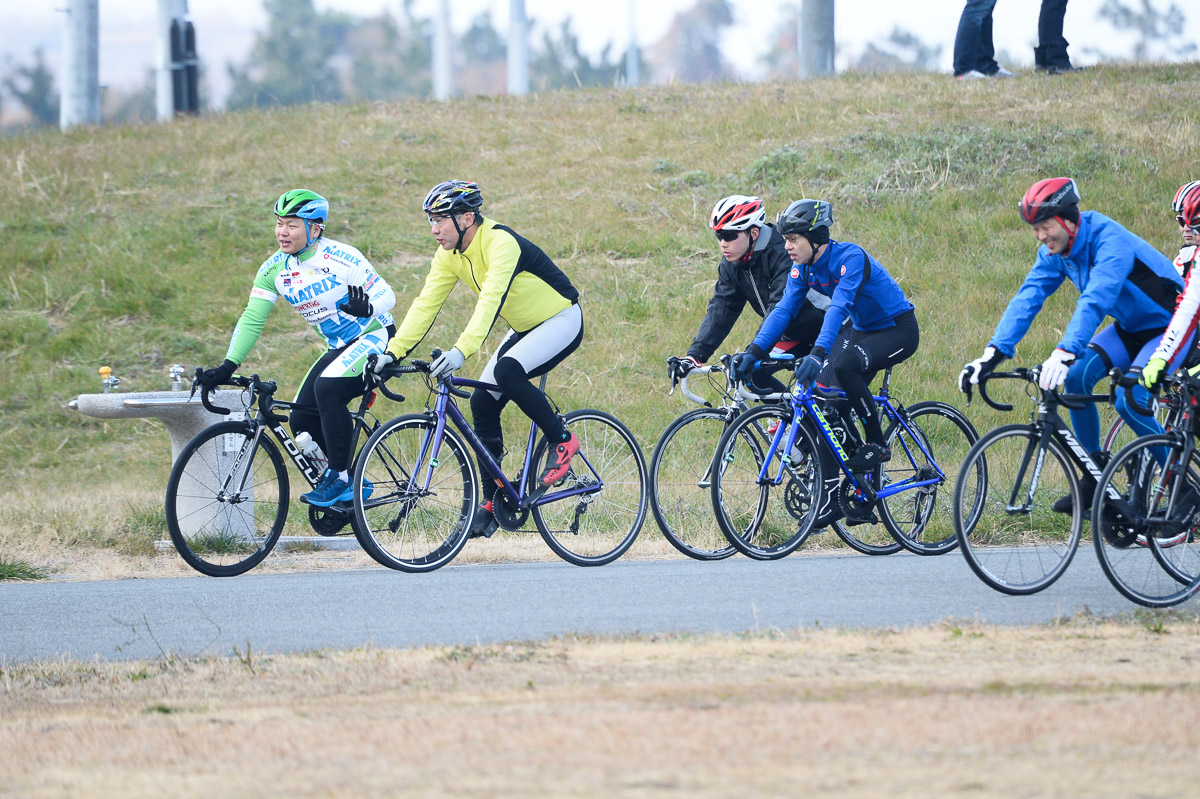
200, 189, 397, 507
372, 180, 582, 540
1141, 187, 1200, 390
667, 195, 828, 391
959, 177, 1187, 512
758, 199, 918, 472
1170, 180, 1200, 279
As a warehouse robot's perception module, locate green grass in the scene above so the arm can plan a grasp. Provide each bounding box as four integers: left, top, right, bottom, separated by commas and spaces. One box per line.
0, 556, 48, 581
1, 64, 1199, 553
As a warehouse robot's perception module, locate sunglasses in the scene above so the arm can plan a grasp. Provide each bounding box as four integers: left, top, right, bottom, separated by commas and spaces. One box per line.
714, 229, 743, 242
1177, 215, 1200, 233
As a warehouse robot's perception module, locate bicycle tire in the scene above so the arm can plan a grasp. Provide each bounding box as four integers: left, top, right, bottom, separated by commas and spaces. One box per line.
351, 413, 477, 573
530, 409, 648, 566
954, 424, 1083, 594
165, 421, 288, 577
711, 404, 821, 560
1092, 434, 1200, 607
878, 401, 980, 556
649, 408, 738, 561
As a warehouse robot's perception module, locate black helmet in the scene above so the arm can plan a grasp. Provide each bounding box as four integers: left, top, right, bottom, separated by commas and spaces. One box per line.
423, 180, 483, 216
776, 199, 834, 236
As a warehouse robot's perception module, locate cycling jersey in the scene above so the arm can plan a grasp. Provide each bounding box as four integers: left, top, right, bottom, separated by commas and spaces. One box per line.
226, 236, 396, 364
1151, 247, 1200, 365
387, 217, 579, 360
687, 224, 829, 363
752, 240, 912, 356
989, 210, 1182, 358
1173, 244, 1198, 279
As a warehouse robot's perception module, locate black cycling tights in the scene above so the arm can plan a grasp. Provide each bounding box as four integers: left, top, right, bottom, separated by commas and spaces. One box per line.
830, 310, 920, 446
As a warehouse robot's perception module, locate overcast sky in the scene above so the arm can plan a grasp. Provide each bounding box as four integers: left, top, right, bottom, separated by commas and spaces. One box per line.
3, 0, 1196, 106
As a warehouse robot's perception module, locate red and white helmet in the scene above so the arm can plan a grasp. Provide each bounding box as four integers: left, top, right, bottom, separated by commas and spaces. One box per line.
1181, 190, 1200, 231
1172, 180, 1200, 214
710, 195, 766, 232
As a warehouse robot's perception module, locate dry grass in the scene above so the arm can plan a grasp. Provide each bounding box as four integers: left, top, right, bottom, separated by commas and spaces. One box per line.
2, 619, 1198, 797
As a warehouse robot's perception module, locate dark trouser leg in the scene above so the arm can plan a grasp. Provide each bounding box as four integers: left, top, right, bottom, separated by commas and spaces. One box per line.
469, 388, 508, 503
831, 311, 921, 446
314, 375, 368, 472
1037, 0, 1071, 68
953, 0, 998, 75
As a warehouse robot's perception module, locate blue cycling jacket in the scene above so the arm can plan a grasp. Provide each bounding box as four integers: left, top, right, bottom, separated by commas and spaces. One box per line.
989, 210, 1182, 357
752, 240, 913, 355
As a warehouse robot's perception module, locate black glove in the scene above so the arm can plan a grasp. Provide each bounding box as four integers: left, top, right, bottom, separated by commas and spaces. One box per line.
202, 359, 238, 388
732, 344, 765, 383
793, 348, 825, 386
337, 285, 374, 318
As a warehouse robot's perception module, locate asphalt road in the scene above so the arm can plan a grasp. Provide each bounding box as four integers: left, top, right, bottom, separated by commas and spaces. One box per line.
0, 549, 1158, 663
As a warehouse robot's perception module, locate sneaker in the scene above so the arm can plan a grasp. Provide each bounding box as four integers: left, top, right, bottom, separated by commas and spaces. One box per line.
301, 468, 352, 507
468, 501, 500, 539
844, 443, 890, 471
539, 432, 580, 486
992, 67, 1016, 77
956, 70, 987, 80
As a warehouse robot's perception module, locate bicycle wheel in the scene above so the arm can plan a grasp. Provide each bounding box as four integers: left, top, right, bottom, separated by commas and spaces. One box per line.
649, 408, 737, 561
954, 424, 1083, 594
711, 404, 820, 560
351, 413, 476, 573
879, 401, 980, 556
1092, 434, 1200, 607
532, 410, 648, 566
165, 421, 288, 577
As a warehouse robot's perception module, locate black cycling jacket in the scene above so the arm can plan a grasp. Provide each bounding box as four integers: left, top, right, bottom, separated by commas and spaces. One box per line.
687, 224, 829, 362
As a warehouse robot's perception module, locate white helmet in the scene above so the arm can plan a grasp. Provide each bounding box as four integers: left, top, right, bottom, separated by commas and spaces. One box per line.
710, 195, 766, 232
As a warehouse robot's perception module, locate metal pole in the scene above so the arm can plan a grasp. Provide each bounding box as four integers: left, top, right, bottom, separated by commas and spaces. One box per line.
507, 0, 528, 95
60, 0, 100, 130
156, 0, 187, 120
626, 0, 639, 87
433, 0, 452, 100
799, 0, 835, 79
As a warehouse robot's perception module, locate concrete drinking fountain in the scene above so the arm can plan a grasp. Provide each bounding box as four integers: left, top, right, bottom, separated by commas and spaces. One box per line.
68, 366, 358, 553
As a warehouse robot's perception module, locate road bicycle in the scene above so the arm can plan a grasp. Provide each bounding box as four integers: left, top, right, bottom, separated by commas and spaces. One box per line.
1091, 370, 1200, 607
710, 365, 980, 560
650, 358, 903, 559
164, 371, 381, 576
952, 366, 1130, 595
351, 354, 648, 572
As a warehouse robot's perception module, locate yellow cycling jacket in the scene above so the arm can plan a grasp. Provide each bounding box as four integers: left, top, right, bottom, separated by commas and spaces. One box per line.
388, 217, 579, 360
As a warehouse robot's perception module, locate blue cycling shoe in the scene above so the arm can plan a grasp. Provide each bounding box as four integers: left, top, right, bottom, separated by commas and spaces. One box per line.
302, 468, 353, 507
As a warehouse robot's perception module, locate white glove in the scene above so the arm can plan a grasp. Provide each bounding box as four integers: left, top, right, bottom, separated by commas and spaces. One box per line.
370, 351, 397, 376
958, 346, 1002, 393
430, 347, 465, 380
1038, 348, 1077, 390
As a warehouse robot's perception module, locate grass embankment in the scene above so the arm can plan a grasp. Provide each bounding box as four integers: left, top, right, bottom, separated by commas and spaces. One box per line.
1, 63, 1198, 576
3, 616, 1199, 796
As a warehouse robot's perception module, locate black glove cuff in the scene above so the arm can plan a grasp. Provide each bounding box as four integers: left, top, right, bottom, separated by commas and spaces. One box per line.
809, 346, 827, 362
745, 343, 765, 360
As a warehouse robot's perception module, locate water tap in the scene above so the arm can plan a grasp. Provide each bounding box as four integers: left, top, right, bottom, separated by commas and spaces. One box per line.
99, 366, 121, 393
170, 364, 184, 391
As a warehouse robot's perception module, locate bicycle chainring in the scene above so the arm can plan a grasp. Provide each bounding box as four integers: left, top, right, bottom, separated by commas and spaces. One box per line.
784, 478, 812, 521
492, 491, 530, 530
839, 478, 880, 525
308, 504, 352, 536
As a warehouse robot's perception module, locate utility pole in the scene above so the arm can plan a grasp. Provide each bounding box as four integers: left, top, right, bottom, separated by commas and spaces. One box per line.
508, 0, 529, 95
626, 0, 639, 87
799, 0, 835, 79
433, 0, 452, 100
60, 0, 100, 130
157, 0, 199, 119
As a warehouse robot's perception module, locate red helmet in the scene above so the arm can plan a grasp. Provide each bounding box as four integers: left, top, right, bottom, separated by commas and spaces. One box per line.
1019, 177, 1079, 225
710, 195, 765, 231
1173, 180, 1200, 214
1182, 190, 1200, 230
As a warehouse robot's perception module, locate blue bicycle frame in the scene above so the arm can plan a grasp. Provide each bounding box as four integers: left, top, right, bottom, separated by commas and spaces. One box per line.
757, 380, 946, 504
406, 374, 604, 511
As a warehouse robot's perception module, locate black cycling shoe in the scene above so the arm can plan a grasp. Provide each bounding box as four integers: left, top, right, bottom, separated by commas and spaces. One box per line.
1051, 481, 1096, 514
844, 443, 890, 472
468, 501, 500, 539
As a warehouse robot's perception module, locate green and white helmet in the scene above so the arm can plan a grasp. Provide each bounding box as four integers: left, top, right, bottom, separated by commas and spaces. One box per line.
274, 189, 329, 223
